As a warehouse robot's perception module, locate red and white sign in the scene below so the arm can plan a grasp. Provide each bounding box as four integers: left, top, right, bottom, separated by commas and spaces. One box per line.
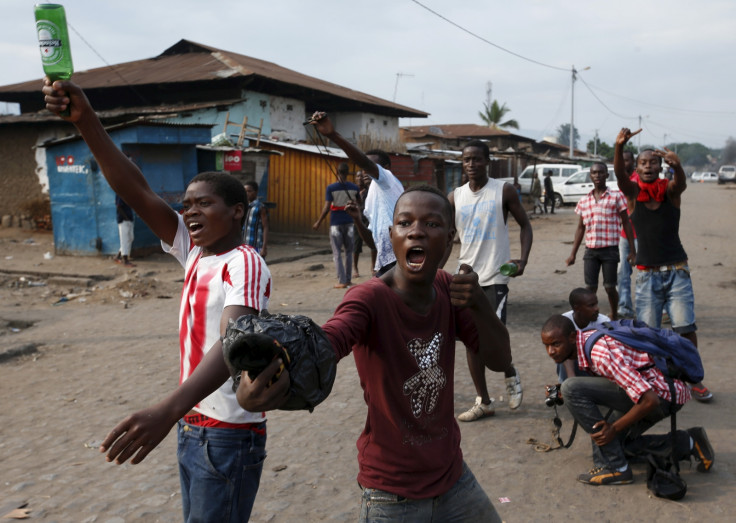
224, 150, 242, 171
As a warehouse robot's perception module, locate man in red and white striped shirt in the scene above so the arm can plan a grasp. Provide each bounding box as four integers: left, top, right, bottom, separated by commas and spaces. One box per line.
566, 162, 635, 320
541, 315, 714, 486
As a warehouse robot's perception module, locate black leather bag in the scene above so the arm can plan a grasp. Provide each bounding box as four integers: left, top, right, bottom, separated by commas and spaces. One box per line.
646, 454, 687, 500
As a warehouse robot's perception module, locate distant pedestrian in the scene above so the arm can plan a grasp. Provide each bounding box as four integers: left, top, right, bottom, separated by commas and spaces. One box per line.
309, 112, 404, 276
352, 170, 372, 278
543, 170, 556, 214
565, 162, 636, 320
313, 163, 360, 288
243, 180, 269, 258
114, 193, 135, 267
617, 150, 639, 319
530, 171, 544, 214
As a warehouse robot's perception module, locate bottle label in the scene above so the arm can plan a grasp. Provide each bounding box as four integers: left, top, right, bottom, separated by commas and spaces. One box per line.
37, 20, 64, 66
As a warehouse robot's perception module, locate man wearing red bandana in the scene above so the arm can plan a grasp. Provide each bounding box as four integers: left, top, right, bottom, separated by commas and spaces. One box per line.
613, 128, 712, 402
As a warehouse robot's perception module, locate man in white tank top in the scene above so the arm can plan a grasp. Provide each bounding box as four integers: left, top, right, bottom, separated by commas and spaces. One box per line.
449, 140, 533, 421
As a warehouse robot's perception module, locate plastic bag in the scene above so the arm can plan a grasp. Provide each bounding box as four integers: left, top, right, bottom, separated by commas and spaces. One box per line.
222, 311, 337, 412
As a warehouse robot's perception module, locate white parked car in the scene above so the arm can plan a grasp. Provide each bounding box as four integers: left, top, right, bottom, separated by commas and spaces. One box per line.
692, 172, 718, 182
498, 163, 581, 195
718, 165, 736, 184
551, 166, 619, 207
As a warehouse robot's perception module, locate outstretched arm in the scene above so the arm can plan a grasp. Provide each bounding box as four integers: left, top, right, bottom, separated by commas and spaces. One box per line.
566, 216, 585, 266
99, 304, 276, 464
504, 184, 532, 276
43, 80, 178, 245
308, 112, 378, 178
313, 201, 331, 230
613, 128, 642, 203
450, 264, 511, 372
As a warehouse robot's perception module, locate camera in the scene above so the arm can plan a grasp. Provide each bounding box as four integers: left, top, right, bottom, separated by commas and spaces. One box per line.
545, 385, 563, 407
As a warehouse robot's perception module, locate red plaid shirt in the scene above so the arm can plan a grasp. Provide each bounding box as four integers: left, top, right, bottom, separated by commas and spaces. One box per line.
575, 188, 627, 248
577, 330, 690, 405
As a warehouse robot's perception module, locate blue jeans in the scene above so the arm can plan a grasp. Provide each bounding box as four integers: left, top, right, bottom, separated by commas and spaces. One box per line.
635, 265, 696, 333
177, 420, 267, 523
617, 237, 637, 317
359, 462, 500, 522
561, 377, 689, 470
330, 223, 355, 284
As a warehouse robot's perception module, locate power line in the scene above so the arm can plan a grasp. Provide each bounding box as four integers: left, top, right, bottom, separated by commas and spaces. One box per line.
409, 0, 569, 72
68, 22, 150, 105
582, 80, 736, 117
577, 76, 634, 120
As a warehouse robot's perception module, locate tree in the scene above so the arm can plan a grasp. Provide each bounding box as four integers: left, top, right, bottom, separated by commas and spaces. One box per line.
586, 139, 614, 160
478, 100, 519, 129
556, 124, 580, 150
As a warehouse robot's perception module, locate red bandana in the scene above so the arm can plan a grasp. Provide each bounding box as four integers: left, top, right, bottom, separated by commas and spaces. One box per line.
637, 178, 668, 202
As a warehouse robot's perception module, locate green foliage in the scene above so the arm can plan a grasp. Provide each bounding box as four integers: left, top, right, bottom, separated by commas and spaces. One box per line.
556, 124, 580, 150
478, 100, 519, 129
586, 139, 614, 160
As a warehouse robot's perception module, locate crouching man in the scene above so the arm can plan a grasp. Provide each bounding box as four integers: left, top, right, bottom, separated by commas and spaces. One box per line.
540, 314, 713, 485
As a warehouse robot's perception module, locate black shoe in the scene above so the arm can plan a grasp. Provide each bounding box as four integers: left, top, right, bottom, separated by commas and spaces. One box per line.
578, 466, 633, 485
688, 427, 714, 472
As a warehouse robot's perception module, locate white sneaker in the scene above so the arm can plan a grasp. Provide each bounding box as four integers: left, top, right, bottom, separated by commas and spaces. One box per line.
505, 366, 523, 409
457, 396, 495, 422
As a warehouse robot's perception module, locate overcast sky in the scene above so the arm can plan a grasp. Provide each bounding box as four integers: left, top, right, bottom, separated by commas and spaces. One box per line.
3, 0, 735, 150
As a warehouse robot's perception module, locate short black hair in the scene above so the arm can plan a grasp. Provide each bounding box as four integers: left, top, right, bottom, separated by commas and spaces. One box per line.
568, 287, 594, 308
190, 172, 247, 207
337, 162, 350, 176
462, 140, 490, 159
638, 148, 662, 165
244, 180, 259, 192
395, 184, 453, 224
542, 314, 575, 337
622, 150, 636, 161
366, 149, 391, 169
591, 161, 608, 173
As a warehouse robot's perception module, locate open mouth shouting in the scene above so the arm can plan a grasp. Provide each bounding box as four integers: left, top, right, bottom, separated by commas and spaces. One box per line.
187, 221, 204, 239
406, 247, 426, 271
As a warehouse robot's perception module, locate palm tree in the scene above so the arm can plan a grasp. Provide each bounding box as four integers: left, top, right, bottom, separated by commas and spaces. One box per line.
478, 100, 519, 129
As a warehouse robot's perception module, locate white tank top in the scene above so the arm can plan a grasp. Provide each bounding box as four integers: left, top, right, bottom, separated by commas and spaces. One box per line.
454, 178, 511, 286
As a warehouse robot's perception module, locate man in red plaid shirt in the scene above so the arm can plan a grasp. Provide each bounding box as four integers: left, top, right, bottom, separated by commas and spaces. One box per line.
541, 314, 714, 486
566, 162, 635, 320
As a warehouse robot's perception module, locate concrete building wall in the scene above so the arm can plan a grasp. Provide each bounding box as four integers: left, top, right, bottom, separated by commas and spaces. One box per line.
334, 112, 399, 142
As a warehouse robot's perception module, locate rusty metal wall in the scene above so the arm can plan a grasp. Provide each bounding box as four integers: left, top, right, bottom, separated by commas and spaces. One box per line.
265, 145, 347, 236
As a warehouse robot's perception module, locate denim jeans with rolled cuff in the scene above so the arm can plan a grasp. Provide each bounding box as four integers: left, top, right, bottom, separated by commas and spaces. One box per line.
561, 377, 690, 470
359, 461, 501, 523
177, 420, 266, 523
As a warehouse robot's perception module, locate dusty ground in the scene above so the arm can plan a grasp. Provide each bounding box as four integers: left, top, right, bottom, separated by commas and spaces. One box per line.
1, 183, 735, 522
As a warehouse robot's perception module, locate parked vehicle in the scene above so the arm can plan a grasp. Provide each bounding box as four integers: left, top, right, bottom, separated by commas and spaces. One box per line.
552, 166, 619, 207
717, 165, 736, 184
692, 171, 718, 182
498, 163, 581, 195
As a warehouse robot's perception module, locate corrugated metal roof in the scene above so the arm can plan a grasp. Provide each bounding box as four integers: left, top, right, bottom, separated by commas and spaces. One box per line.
0, 39, 427, 118
402, 124, 513, 140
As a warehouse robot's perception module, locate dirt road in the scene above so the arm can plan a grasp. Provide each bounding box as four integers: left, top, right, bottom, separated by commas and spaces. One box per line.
1, 183, 734, 522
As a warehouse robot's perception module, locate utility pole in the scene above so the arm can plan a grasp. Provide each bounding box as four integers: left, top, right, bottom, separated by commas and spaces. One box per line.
594, 129, 599, 156
393, 72, 414, 102
485, 81, 492, 108
570, 65, 590, 158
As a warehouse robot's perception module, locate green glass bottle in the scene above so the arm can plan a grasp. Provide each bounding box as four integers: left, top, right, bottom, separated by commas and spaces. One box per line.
34, 4, 74, 81
498, 262, 519, 277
